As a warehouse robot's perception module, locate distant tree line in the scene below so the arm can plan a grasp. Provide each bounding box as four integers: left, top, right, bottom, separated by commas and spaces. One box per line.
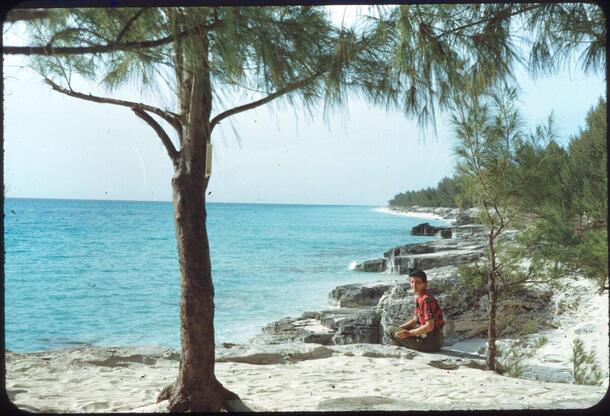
388, 175, 473, 208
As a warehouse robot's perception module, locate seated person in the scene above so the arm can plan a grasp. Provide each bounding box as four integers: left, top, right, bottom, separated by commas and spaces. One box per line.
385, 269, 444, 352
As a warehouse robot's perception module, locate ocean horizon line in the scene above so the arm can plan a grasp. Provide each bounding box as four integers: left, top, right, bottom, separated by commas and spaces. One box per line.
3, 196, 384, 208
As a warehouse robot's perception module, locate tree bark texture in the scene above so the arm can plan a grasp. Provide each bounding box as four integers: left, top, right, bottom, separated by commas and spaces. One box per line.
157, 30, 243, 412
486, 230, 498, 371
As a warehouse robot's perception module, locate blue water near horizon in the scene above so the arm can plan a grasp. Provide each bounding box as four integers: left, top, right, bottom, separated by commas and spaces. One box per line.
4, 198, 447, 352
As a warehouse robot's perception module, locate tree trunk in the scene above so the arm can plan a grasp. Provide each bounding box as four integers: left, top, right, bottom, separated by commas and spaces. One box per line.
486, 230, 498, 371
156, 31, 246, 412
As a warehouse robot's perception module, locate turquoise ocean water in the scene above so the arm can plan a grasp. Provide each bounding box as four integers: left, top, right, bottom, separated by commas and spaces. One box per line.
4, 198, 446, 352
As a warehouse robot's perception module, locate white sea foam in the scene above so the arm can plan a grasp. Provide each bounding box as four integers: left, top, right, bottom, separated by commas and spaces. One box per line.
347, 261, 358, 271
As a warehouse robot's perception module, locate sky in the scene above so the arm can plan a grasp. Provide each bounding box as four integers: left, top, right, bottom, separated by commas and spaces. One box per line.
2, 6, 606, 206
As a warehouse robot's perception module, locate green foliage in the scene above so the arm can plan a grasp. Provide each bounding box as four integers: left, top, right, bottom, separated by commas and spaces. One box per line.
392, 88, 606, 298
388, 174, 472, 208
456, 263, 487, 299
566, 97, 608, 223
350, 4, 520, 127
495, 336, 548, 378
571, 337, 603, 386
19, 4, 604, 130
520, 3, 606, 76
26, 7, 347, 110
452, 83, 523, 230
574, 228, 609, 292
511, 99, 608, 292
508, 115, 569, 217
19, 5, 518, 128
519, 319, 539, 336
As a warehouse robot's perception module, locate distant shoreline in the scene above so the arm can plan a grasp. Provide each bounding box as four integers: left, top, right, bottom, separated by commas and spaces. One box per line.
383, 205, 469, 224
373, 206, 448, 221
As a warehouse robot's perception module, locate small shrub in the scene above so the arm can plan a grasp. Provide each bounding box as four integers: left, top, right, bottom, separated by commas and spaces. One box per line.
571, 337, 603, 386
496, 310, 518, 337
495, 336, 547, 378
520, 318, 539, 335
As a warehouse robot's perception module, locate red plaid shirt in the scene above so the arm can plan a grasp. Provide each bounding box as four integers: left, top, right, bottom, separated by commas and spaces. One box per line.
415, 292, 444, 329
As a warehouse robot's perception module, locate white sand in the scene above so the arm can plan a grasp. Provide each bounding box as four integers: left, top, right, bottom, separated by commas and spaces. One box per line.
450, 276, 609, 385
6, 342, 607, 412
373, 206, 447, 221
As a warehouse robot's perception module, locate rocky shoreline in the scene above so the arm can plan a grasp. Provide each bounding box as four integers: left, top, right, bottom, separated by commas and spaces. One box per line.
252, 207, 548, 348
249, 205, 608, 388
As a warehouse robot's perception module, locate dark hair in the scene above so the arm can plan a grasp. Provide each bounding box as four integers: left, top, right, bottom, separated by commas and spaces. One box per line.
409, 270, 427, 283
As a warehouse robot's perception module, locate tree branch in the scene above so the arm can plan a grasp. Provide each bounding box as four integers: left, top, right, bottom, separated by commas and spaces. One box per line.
3, 18, 224, 56
44, 77, 182, 132
131, 108, 179, 165
46, 27, 110, 49
434, 4, 545, 41
210, 71, 323, 133
4, 9, 50, 23
115, 8, 148, 43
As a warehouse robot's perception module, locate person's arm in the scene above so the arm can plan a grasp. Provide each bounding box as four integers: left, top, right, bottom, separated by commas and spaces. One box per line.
399, 315, 418, 330
396, 319, 434, 338
399, 296, 438, 337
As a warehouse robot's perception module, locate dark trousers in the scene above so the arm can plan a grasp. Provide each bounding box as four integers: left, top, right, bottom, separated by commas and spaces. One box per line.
385, 325, 443, 352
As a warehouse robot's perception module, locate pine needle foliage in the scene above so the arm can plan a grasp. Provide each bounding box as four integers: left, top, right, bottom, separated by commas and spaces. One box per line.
508, 99, 608, 292
496, 335, 548, 378
451, 81, 524, 227
571, 337, 603, 386
519, 3, 606, 76
15, 4, 605, 131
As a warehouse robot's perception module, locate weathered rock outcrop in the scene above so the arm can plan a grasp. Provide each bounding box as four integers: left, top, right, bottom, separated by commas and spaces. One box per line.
215, 343, 334, 365
255, 264, 554, 348
356, 224, 518, 276
353, 258, 387, 272
331, 308, 382, 345
355, 224, 488, 274
329, 282, 394, 308
411, 222, 453, 238
253, 307, 384, 346
254, 311, 336, 345
255, 219, 553, 349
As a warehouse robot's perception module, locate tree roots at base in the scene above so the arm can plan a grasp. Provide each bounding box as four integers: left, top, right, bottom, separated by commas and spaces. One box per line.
157, 380, 252, 412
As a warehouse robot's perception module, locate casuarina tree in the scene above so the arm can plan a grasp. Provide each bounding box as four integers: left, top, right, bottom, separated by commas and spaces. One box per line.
6, 7, 356, 411
451, 83, 525, 371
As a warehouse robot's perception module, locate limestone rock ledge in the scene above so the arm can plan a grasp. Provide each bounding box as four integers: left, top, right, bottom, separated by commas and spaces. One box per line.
355, 224, 518, 274
254, 221, 551, 348
253, 264, 553, 348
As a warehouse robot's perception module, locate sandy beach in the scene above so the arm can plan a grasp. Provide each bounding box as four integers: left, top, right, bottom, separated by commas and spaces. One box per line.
373, 206, 448, 221
6, 273, 608, 412
6, 342, 607, 412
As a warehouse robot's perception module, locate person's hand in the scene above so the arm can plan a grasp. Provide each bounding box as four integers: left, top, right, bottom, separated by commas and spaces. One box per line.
395, 330, 412, 339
